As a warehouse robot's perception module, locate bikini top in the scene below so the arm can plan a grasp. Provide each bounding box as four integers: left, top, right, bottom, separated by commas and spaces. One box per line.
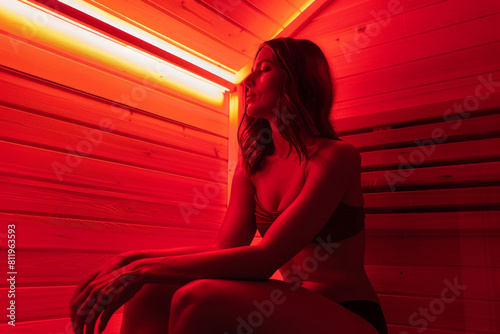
255, 195, 365, 243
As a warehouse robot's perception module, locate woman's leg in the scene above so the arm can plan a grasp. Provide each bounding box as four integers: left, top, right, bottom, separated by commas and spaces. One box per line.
168, 279, 381, 334
120, 282, 183, 334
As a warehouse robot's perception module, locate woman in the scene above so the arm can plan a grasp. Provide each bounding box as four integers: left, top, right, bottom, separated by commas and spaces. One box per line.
69, 37, 388, 334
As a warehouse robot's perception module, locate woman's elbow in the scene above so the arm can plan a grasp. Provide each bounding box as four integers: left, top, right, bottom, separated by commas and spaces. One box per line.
251, 245, 284, 281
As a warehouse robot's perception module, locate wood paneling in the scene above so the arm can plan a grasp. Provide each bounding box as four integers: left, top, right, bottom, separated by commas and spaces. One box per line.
297, 0, 500, 332
0, 4, 233, 328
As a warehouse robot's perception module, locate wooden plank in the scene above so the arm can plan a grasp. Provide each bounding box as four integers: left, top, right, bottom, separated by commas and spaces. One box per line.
342, 113, 500, 151
334, 70, 500, 120
365, 211, 500, 232
311, 0, 499, 59
366, 265, 500, 301
0, 177, 225, 230
1, 251, 134, 288
0, 32, 229, 131
364, 186, 500, 209
196, 0, 281, 39
0, 286, 75, 323
335, 42, 500, 102
0, 249, 228, 288
360, 138, 500, 169
379, 294, 497, 333
332, 13, 500, 79
335, 91, 500, 134
365, 234, 499, 267
387, 325, 471, 334
0, 107, 226, 182
312, 0, 446, 28
0, 140, 228, 204
361, 162, 500, 190
90, 0, 254, 68
0, 213, 217, 253
247, 0, 297, 25
306, 0, 498, 58
0, 315, 123, 334
0, 67, 228, 159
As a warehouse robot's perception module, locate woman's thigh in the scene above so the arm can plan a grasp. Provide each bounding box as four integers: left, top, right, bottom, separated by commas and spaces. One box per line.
170, 278, 380, 334
121, 282, 183, 334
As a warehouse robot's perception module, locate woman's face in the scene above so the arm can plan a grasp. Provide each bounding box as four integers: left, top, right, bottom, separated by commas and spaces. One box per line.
243, 46, 286, 120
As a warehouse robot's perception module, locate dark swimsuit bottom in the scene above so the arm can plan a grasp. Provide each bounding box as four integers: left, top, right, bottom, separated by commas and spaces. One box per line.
255, 196, 389, 334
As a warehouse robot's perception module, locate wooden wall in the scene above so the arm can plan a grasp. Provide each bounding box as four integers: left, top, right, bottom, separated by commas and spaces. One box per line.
0, 11, 230, 333
295, 0, 500, 333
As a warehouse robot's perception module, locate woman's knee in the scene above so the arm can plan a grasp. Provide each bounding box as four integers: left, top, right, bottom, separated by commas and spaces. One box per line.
170, 279, 225, 312
124, 282, 179, 314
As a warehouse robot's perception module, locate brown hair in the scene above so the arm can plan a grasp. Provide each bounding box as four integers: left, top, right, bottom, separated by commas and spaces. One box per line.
238, 37, 340, 174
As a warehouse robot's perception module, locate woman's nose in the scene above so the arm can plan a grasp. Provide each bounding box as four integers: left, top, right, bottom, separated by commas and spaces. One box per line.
243, 72, 255, 88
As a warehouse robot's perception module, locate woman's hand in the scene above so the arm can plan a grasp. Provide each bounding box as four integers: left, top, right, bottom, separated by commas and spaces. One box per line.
71, 252, 144, 307
69, 261, 146, 334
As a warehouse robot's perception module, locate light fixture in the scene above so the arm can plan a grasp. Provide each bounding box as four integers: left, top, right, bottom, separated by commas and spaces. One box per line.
48, 0, 237, 83
2, 0, 229, 104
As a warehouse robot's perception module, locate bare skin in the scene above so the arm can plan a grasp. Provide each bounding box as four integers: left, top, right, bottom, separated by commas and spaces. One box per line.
120, 139, 380, 334
71, 45, 381, 334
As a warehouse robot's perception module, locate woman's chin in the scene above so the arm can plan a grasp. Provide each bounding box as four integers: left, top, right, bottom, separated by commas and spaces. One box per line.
246, 105, 271, 120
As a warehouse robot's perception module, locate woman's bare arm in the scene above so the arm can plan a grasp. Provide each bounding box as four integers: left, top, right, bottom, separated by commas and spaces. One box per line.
121, 157, 257, 261
134, 142, 361, 284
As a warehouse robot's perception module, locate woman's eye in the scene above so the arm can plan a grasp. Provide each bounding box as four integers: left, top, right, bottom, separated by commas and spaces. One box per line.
261, 67, 271, 72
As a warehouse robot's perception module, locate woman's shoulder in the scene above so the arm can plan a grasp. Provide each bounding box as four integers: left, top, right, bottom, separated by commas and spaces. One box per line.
308, 138, 360, 163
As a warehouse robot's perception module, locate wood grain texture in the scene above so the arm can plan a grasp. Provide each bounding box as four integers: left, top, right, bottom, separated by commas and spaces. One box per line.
0, 67, 229, 158
297, 0, 500, 332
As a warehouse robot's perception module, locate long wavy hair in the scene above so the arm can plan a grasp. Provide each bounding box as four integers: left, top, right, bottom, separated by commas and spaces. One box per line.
238, 37, 341, 174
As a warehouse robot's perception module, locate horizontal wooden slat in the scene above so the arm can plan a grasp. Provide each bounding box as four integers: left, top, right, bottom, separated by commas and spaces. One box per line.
0, 106, 226, 181
312, 0, 446, 33
360, 138, 500, 169
0, 67, 228, 159
335, 42, 500, 102
93, 0, 254, 68
0, 33, 229, 133
362, 161, 500, 190
364, 186, 500, 209
0, 286, 75, 324
0, 177, 224, 230
0, 315, 122, 334
365, 211, 500, 232
366, 265, 500, 301
247, 0, 297, 25
300, 0, 500, 116
342, 113, 500, 151
365, 235, 499, 267
0, 213, 216, 252
0, 251, 161, 288
334, 70, 500, 120
197, 0, 280, 40
380, 294, 498, 333
387, 325, 471, 334
333, 13, 500, 79
335, 91, 500, 134
0, 141, 227, 204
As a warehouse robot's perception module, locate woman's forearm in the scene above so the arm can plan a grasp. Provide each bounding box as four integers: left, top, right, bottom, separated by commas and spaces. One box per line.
137, 245, 272, 285
127, 244, 218, 260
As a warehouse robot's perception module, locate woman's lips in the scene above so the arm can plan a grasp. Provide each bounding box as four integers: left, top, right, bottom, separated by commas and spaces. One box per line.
246, 95, 256, 103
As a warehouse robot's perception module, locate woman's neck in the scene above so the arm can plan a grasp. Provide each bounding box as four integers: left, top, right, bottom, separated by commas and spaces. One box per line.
268, 120, 318, 160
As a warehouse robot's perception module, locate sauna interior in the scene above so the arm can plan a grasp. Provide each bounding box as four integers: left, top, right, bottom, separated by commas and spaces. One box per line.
0, 0, 499, 333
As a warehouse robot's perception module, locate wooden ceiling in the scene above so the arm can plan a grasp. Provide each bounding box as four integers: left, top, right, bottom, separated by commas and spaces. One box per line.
36, 0, 333, 86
